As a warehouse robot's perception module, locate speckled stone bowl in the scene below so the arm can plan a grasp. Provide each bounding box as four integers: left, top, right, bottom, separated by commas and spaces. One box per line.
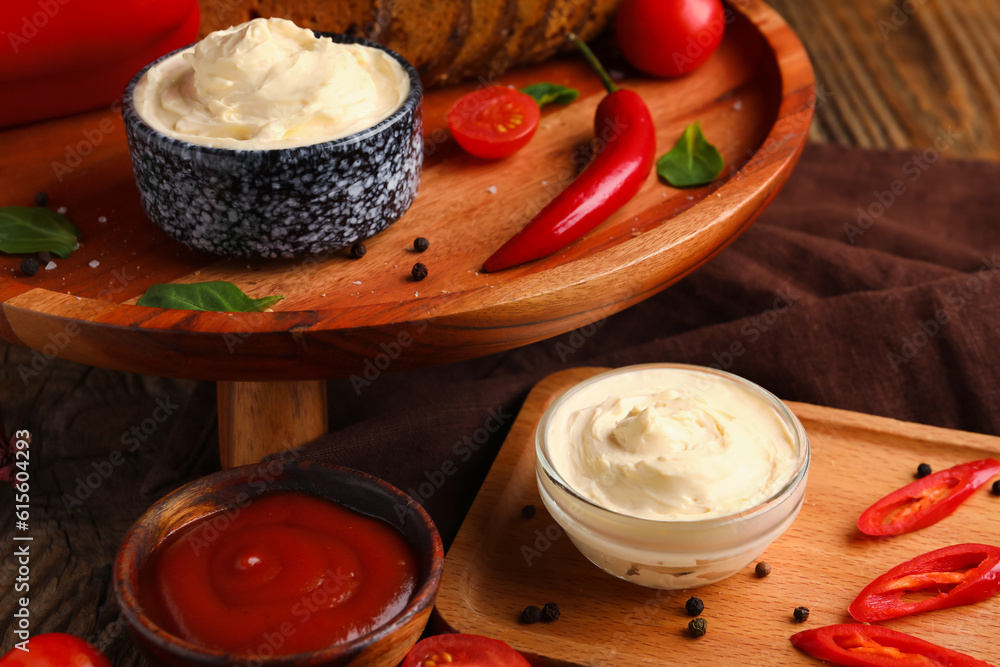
121, 34, 423, 259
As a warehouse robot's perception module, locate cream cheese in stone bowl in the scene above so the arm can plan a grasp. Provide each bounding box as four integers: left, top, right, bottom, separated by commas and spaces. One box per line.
121, 18, 423, 258
535, 364, 810, 589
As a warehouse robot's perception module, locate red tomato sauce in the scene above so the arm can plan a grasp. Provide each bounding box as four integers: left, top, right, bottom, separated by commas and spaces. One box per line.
138, 492, 418, 657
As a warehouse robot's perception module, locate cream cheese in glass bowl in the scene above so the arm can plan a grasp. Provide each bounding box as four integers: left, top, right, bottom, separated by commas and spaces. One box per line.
536, 364, 810, 589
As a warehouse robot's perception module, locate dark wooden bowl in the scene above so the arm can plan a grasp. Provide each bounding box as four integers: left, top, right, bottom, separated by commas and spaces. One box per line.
113, 460, 444, 667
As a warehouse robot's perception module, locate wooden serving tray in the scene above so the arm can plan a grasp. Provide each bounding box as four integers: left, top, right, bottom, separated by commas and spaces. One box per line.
436, 367, 1000, 665
0, 0, 813, 382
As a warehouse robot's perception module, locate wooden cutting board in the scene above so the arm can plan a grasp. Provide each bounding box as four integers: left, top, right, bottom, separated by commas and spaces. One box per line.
436, 367, 1000, 666
0, 0, 813, 382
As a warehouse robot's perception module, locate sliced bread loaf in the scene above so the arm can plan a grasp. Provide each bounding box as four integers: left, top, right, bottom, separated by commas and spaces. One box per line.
196, 0, 620, 85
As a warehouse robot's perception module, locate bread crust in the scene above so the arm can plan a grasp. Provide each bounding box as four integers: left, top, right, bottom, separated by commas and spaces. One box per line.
485, 0, 556, 75
526, 0, 594, 63
440, 0, 519, 85
577, 0, 620, 41
377, 0, 471, 84
198, 0, 374, 36
419, 0, 474, 84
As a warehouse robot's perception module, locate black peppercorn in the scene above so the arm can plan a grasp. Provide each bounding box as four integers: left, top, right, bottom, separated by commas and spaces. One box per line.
916, 463, 932, 478
20, 258, 40, 277
521, 504, 536, 519
688, 617, 707, 638
991, 480, 1000, 496
412, 262, 428, 281
349, 243, 367, 259
685, 596, 704, 616
755, 562, 771, 578
34, 191, 49, 207
519, 605, 542, 624
541, 602, 560, 622
413, 236, 429, 252
793, 606, 810, 623
37, 250, 51, 263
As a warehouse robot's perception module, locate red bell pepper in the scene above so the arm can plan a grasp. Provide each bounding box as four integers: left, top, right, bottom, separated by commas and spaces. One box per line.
0, 0, 200, 127
857, 458, 1000, 536
791, 624, 995, 667
849, 543, 1000, 622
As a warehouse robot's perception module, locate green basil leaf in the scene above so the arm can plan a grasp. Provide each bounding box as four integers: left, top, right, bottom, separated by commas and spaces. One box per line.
521, 83, 580, 108
137, 281, 284, 312
656, 122, 725, 188
0, 206, 80, 258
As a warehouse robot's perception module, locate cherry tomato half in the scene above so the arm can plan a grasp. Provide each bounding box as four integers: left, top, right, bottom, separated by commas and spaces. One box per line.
0, 633, 112, 667
615, 0, 726, 77
402, 633, 531, 667
447, 86, 541, 160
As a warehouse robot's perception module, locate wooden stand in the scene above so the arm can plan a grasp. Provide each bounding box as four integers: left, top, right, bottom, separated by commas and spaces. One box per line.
217, 380, 328, 468
0, 1, 814, 468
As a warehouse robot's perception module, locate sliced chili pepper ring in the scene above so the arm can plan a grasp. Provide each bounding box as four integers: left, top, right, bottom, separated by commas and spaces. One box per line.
849, 543, 1000, 622
791, 624, 995, 667
857, 458, 1000, 536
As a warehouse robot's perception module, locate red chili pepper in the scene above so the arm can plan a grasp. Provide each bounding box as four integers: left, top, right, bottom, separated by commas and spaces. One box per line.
849, 543, 1000, 622
791, 624, 995, 667
0, 0, 200, 127
482, 35, 655, 272
857, 458, 1000, 536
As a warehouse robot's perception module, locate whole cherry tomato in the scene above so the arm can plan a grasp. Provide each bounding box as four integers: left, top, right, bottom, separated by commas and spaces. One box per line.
402, 633, 531, 667
615, 0, 726, 77
0, 633, 112, 667
448, 86, 541, 159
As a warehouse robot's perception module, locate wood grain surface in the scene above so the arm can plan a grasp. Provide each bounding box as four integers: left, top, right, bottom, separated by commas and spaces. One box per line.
217, 380, 327, 468
0, 0, 813, 382
4, 0, 1000, 665
768, 0, 1000, 159
436, 367, 1000, 665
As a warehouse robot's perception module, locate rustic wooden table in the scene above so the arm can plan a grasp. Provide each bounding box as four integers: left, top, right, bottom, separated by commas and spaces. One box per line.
2, 1, 999, 664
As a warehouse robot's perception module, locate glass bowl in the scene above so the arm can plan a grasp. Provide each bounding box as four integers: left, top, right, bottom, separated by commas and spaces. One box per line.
536, 363, 810, 589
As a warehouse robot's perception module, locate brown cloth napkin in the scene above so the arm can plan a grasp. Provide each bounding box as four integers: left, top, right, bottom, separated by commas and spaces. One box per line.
148, 143, 1000, 547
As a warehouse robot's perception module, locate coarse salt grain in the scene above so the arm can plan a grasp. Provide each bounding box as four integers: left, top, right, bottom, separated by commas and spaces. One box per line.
57, 206, 67, 214
98, 216, 107, 223
45, 261, 57, 270
89, 260, 100, 268
353, 281, 362, 285
487, 186, 498, 194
